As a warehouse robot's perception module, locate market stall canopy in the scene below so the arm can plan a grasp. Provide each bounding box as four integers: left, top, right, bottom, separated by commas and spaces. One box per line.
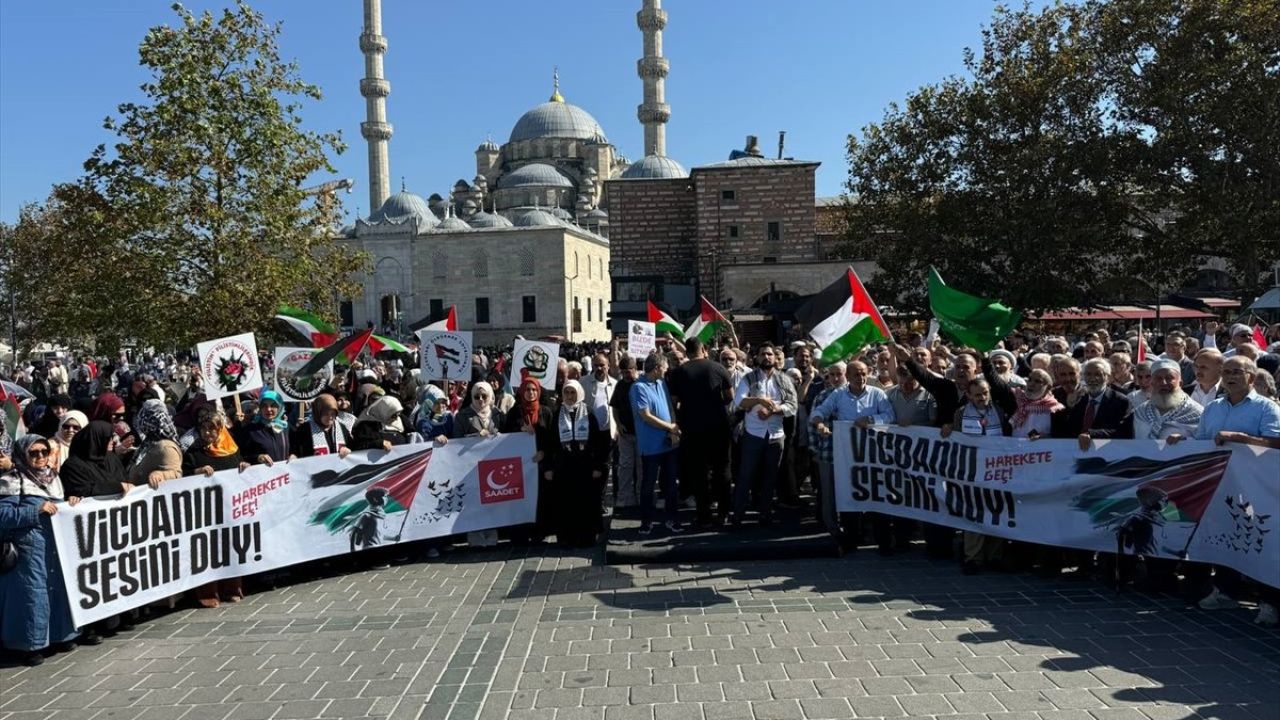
1028, 305, 1215, 322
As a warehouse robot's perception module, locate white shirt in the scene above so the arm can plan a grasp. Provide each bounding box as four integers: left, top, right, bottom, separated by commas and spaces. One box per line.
1190, 381, 1220, 409
735, 371, 786, 441
581, 374, 616, 434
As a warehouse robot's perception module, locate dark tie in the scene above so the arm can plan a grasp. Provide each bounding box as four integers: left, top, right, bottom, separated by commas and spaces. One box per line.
1081, 400, 1097, 431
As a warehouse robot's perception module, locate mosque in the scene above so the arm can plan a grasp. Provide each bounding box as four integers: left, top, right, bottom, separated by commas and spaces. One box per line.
340, 0, 860, 345
339, 0, 686, 344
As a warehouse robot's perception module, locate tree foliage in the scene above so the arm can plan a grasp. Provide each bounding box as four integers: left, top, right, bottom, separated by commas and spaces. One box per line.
24, 1, 365, 353
844, 0, 1280, 312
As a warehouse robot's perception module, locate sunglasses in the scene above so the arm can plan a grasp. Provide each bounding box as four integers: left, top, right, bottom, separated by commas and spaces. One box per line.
27, 449, 50, 458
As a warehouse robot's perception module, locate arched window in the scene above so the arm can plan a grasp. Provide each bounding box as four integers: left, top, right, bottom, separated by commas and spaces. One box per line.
574, 252, 579, 277
519, 246, 536, 276
473, 249, 489, 278
598, 257, 603, 279
431, 248, 447, 279
587, 255, 592, 279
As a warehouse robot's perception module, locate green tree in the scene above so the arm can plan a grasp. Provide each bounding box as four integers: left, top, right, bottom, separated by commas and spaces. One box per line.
52, 1, 365, 352
844, 0, 1280, 312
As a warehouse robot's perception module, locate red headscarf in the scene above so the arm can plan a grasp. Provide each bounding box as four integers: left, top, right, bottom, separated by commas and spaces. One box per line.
88, 392, 125, 423
519, 378, 542, 428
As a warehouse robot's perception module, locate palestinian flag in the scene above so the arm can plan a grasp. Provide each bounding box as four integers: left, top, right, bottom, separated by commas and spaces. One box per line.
1069, 451, 1231, 528
0, 383, 22, 442
927, 267, 1021, 352
434, 342, 462, 364
409, 305, 458, 332
796, 267, 889, 363
308, 449, 432, 532
685, 295, 731, 343
647, 300, 685, 339
276, 305, 339, 347
371, 335, 410, 354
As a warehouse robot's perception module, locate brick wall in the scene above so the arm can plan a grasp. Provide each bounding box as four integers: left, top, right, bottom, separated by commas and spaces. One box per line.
605, 177, 698, 282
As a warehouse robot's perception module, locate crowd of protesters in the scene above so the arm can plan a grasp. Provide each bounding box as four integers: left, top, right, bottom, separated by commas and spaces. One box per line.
2, 320, 1278, 665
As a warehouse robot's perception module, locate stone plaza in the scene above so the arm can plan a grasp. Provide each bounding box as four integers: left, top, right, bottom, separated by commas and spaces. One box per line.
2, 546, 1276, 720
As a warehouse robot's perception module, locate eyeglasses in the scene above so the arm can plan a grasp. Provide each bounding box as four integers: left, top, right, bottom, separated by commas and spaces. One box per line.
27, 449, 49, 458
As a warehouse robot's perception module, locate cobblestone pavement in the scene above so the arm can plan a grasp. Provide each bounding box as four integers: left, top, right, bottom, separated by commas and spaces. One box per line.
2, 547, 1278, 720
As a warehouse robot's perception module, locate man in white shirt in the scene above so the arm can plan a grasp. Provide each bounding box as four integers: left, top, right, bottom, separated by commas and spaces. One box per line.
1184, 348, 1224, 408
731, 343, 796, 526
1133, 360, 1202, 440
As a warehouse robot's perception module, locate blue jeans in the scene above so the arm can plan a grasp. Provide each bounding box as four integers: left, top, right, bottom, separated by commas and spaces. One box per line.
640, 450, 679, 526
734, 434, 784, 522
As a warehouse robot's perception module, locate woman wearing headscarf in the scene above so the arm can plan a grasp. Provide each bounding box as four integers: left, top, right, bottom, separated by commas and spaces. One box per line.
31, 394, 73, 438
453, 380, 502, 546
128, 399, 183, 489
172, 393, 214, 452
413, 385, 454, 443
180, 406, 247, 608
241, 390, 292, 465
60, 421, 131, 501
453, 381, 500, 439
351, 395, 410, 451
49, 410, 88, 473
502, 378, 555, 543
545, 380, 610, 548
0, 435, 79, 665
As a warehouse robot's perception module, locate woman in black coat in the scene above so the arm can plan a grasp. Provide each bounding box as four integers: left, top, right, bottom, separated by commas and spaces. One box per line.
60, 421, 130, 500
502, 378, 556, 543
544, 380, 610, 548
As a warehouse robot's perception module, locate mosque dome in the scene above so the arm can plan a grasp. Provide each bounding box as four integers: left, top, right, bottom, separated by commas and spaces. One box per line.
469, 211, 514, 228
549, 207, 575, 222
509, 101, 607, 144
584, 208, 609, 221
620, 155, 688, 179
477, 138, 499, 152
369, 191, 438, 229
512, 208, 564, 227
497, 163, 575, 190
434, 216, 472, 232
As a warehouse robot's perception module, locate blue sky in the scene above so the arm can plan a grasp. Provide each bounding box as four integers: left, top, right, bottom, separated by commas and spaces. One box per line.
0, 1, 1007, 222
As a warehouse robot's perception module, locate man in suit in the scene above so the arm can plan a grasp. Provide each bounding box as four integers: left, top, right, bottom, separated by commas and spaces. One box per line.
1052, 357, 1134, 448
1184, 348, 1225, 409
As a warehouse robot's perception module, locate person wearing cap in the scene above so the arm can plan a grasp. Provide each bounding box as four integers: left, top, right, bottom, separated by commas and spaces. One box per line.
1132, 360, 1202, 440
987, 349, 1025, 389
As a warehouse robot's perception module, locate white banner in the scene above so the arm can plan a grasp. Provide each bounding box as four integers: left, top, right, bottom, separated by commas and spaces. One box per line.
52, 435, 538, 626
273, 346, 334, 403
834, 424, 1280, 588
627, 320, 656, 359
509, 340, 559, 391
418, 330, 473, 381
197, 332, 263, 401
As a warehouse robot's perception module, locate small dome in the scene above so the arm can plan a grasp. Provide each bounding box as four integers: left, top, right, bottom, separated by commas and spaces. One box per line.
497, 163, 575, 190
512, 208, 563, 227
587, 131, 607, 145
434, 216, 472, 232
620, 155, 689, 179
469, 211, 514, 228
477, 138, 499, 152
461, 199, 478, 212
550, 207, 574, 221
339, 223, 357, 238
585, 208, 609, 220
509, 101, 607, 143
369, 191, 439, 229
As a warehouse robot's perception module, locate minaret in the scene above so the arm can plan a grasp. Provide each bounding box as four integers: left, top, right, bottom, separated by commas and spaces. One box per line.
359, 0, 393, 213
636, 0, 670, 157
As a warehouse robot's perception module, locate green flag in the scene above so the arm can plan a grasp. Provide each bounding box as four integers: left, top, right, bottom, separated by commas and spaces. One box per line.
927, 267, 1021, 351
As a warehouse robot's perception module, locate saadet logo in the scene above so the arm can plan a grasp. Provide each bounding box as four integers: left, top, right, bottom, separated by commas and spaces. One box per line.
478, 457, 525, 504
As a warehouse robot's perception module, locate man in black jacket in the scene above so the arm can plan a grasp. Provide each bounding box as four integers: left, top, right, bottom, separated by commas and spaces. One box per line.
1051, 357, 1134, 447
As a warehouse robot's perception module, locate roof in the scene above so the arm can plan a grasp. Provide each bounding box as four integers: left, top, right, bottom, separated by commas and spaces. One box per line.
693, 156, 820, 171
497, 163, 575, 190
1029, 305, 1216, 321
509, 101, 607, 143
619, 155, 688, 180
434, 216, 472, 232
